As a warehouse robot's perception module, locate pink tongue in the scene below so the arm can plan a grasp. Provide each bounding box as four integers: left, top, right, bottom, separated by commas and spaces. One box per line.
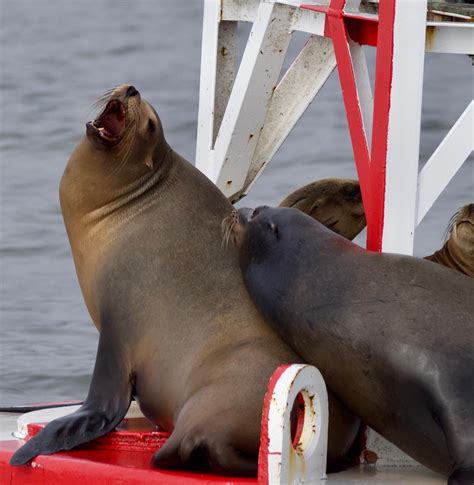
102, 102, 125, 137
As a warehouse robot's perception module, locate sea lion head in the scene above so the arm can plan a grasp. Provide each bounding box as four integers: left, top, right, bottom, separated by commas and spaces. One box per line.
222, 205, 315, 269
424, 203, 474, 278
279, 178, 366, 241
85, 84, 168, 175
61, 84, 170, 215
445, 203, 474, 276
448, 203, 474, 253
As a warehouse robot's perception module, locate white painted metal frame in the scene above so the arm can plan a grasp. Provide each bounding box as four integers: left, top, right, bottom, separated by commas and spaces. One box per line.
197, 0, 336, 202
197, 0, 473, 253
381, 0, 427, 254
260, 364, 328, 485
417, 101, 474, 225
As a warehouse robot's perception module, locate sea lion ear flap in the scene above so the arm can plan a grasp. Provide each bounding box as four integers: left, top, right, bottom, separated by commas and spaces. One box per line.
271, 223, 280, 239
145, 158, 154, 170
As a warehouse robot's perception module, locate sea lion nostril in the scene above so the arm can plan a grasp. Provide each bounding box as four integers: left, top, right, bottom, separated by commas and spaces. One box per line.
469, 203, 474, 215
126, 85, 139, 97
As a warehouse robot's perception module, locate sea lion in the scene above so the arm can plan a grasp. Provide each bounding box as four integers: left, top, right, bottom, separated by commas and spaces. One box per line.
228, 205, 474, 484
280, 180, 472, 277
10, 85, 359, 474
425, 203, 474, 278
279, 178, 366, 241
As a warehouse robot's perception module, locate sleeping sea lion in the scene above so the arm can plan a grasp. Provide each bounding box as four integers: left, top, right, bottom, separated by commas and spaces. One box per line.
228, 205, 474, 484
279, 178, 366, 240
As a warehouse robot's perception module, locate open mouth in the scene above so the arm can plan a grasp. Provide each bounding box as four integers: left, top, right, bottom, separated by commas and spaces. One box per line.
87, 99, 126, 146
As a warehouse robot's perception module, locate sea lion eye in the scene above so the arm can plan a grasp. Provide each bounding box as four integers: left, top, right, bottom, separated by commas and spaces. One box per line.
148, 119, 156, 133
270, 223, 279, 238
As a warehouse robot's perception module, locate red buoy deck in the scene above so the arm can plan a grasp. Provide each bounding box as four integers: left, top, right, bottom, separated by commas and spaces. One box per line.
0, 416, 256, 484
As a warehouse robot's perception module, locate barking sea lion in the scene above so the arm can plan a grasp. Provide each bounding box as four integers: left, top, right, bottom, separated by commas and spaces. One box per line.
11, 86, 359, 474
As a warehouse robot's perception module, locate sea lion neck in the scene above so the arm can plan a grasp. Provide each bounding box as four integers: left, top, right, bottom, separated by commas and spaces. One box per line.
59, 137, 179, 242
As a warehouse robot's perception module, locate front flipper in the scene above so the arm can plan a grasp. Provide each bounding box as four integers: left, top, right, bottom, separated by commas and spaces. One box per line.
10, 334, 132, 465
152, 426, 257, 476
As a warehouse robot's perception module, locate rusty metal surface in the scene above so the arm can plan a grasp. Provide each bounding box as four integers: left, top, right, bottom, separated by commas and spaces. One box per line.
361, 0, 474, 21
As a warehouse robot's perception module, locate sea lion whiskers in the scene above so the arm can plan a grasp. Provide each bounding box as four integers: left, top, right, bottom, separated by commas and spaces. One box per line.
221, 210, 239, 249
88, 87, 120, 116
444, 207, 461, 241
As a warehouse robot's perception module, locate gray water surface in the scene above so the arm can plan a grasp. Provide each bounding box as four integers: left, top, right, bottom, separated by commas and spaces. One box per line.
0, 1, 472, 406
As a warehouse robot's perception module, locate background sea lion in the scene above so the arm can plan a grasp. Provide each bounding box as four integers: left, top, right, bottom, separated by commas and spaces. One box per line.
10, 85, 359, 474
281, 180, 472, 278
279, 178, 366, 241
425, 203, 474, 277
228, 205, 474, 484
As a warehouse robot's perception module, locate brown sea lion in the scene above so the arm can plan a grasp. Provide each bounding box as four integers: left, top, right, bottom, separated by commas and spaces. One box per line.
279, 178, 366, 241
281, 181, 472, 278
425, 203, 474, 277
10, 85, 359, 474
228, 205, 474, 485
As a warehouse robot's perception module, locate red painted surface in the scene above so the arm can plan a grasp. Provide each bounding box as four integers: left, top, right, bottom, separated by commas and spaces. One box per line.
345, 15, 378, 47
291, 393, 305, 449
26, 418, 170, 453
369, 0, 396, 250
301, 5, 379, 47
301, 0, 396, 251
324, 1, 376, 244
0, 440, 257, 484
0, 416, 258, 483
257, 364, 291, 485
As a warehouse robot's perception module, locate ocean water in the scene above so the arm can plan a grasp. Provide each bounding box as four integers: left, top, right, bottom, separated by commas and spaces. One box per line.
0, 0, 472, 406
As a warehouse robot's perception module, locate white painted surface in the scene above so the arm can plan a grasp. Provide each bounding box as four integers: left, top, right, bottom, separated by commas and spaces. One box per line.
327, 466, 444, 484
382, 0, 427, 255
212, 2, 293, 199
417, 102, 473, 225
425, 22, 474, 54
264, 365, 328, 485
196, 0, 221, 175
221, 0, 260, 23
349, 40, 374, 149
244, 35, 336, 197
291, 7, 327, 36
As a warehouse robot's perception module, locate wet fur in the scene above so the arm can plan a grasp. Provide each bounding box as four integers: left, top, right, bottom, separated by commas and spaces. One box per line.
234, 206, 474, 482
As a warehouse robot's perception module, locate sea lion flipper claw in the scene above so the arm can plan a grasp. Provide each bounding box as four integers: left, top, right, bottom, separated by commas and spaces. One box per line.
152, 427, 257, 477
10, 335, 132, 466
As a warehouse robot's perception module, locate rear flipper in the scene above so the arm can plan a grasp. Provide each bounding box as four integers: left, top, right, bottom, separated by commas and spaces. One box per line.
152, 424, 257, 476
449, 467, 474, 485
10, 335, 132, 465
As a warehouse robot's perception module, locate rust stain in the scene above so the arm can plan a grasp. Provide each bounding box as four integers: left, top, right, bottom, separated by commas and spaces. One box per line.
220, 46, 228, 57
363, 449, 379, 464
425, 25, 438, 51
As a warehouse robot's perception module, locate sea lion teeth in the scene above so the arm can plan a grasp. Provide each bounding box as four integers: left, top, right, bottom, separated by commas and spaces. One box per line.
11, 84, 362, 476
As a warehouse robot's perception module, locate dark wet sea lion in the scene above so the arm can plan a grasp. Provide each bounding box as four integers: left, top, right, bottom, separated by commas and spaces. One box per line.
425, 203, 474, 278
10, 85, 358, 474
280, 179, 472, 279
229, 205, 474, 484
279, 178, 366, 240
